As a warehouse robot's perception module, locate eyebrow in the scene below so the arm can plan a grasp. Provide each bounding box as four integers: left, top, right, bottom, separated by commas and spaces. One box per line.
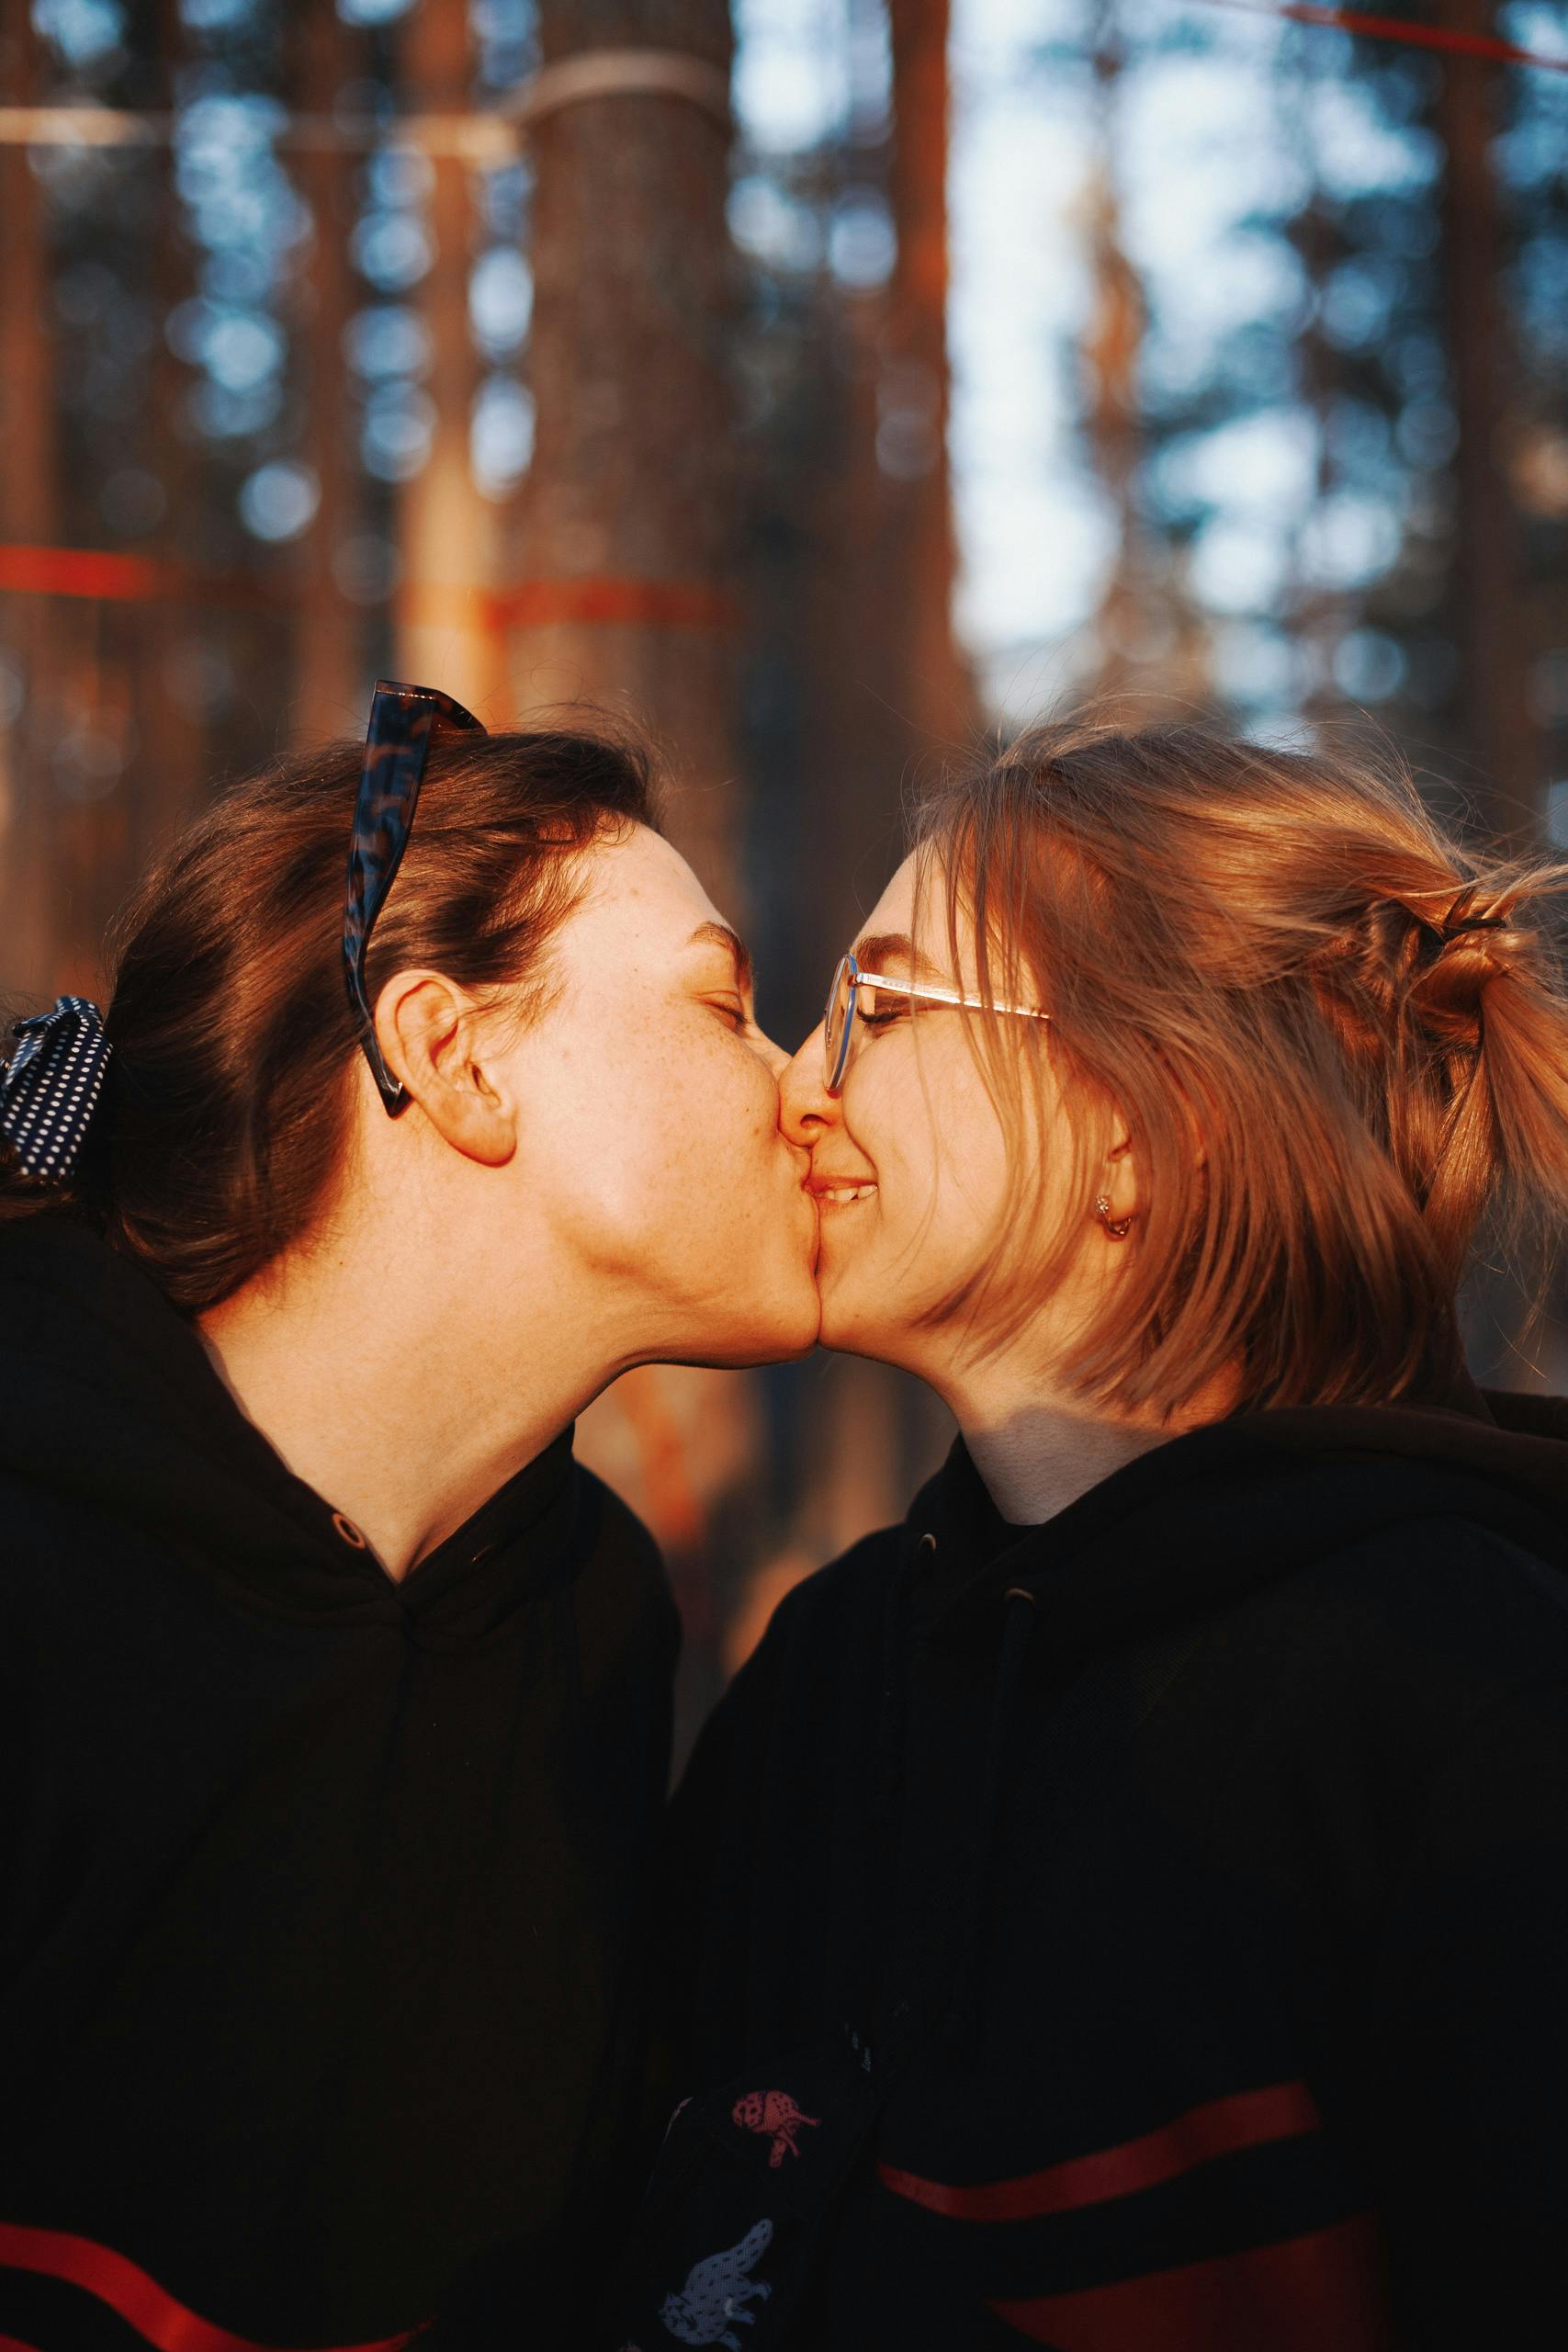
688, 920, 754, 996
852, 930, 946, 985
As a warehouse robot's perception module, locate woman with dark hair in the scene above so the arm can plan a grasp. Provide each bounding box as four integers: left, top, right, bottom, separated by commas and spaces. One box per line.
0, 684, 818, 2351
623, 721, 1568, 2349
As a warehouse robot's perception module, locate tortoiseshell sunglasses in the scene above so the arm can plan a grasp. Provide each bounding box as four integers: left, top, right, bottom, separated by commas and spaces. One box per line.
343, 676, 486, 1114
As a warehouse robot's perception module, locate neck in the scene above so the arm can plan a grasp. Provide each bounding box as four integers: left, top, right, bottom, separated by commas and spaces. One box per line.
198, 1213, 620, 1582
939, 1351, 1238, 1526
961, 1403, 1170, 1525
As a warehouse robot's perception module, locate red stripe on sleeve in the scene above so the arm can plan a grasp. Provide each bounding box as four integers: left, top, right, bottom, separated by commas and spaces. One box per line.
879, 2079, 1320, 2222
989, 2212, 1393, 2347
0, 2223, 422, 2352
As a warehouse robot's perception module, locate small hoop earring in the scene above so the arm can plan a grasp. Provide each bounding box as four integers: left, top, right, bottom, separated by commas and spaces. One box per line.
1094, 1193, 1133, 1239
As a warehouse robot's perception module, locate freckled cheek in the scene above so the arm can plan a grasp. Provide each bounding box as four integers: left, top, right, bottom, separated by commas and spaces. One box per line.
717, 1041, 792, 1155
640, 1044, 783, 1201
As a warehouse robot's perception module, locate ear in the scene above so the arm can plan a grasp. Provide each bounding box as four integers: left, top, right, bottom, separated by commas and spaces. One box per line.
1102, 1091, 1207, 1220
372, 969, 516, 1169
1100, 1130, 1139, 1224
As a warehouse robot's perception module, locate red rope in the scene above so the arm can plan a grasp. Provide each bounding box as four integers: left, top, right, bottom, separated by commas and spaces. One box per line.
1198, 0, 1568, 74
0, 544, 284, 609
0, 545, 740, 630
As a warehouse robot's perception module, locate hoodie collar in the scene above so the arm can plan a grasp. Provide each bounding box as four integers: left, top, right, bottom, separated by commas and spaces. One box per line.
907, 1378, 1568, 1676
0, 1217, 579, 1638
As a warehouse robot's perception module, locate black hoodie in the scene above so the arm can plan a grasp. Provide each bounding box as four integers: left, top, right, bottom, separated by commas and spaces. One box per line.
652, 1374, 1568, 2348
0, 1217, 679, 2352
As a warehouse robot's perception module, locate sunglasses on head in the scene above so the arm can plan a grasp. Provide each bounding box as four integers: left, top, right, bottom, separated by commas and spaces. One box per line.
343, 677, 486, 1115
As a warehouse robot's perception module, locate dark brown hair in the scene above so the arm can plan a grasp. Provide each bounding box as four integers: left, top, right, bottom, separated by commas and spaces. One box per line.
1, 725, 658, 1310
913, 717, 1568, 1418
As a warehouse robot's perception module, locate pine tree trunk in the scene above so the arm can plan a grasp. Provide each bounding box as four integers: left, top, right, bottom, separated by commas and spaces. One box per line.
791, 0, 973, 978
507, 0, 738, 907
0, 13, 62, 1001
884, 0, 970, 752
292, 1, 364, 743
133, 0, 208, 854
1436, 0, 1539, 846
394, 1, 502, 715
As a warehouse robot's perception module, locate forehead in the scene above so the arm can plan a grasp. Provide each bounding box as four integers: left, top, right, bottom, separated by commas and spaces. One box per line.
857, 853, 920, 940
570, 822, 728, 955
856, 852, 969, 957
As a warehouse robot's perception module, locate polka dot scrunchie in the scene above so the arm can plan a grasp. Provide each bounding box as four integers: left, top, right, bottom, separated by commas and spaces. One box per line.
0, 997, 112, 1182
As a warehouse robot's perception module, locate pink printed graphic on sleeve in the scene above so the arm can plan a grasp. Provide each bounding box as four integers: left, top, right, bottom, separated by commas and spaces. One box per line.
731, 2089, 822, 2169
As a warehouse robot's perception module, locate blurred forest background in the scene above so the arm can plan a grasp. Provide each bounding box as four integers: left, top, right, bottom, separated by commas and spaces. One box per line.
3, 0, 1566, 1730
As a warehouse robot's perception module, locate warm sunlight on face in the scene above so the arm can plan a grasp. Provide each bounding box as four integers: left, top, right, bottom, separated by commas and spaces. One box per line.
778, 850, 1108, 1392
497, 824, 820, 1368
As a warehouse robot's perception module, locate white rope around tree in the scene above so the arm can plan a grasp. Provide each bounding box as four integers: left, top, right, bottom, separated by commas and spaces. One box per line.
0, 47, 732, 165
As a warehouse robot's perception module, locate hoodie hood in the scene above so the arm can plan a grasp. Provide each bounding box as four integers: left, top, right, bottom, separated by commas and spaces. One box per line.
0, 1216, 578, 1637
909, 1370, 1568, 1676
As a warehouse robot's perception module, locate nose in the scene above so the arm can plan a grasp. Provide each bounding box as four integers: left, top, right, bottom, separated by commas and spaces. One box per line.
779, 1020, 840, 1148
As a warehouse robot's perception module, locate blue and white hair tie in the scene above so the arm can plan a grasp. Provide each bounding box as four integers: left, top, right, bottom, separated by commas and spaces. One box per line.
0, 996, 112, 1182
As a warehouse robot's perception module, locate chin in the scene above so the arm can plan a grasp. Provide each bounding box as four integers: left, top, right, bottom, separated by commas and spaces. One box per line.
671, 1279, 822, 1370
735, 1285, 822, 1365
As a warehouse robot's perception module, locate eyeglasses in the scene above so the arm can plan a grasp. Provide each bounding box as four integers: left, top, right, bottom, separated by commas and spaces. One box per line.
344, 676, 487, 1114
823, 949, 1050, 1095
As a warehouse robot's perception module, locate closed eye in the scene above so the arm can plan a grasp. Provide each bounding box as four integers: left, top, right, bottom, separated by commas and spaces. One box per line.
707, 998, 750, 1032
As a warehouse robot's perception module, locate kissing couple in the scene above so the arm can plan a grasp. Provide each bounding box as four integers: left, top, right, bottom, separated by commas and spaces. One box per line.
5, 679, 1568, 2351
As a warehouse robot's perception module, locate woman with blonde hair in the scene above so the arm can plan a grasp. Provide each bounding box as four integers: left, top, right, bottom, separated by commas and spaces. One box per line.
618, 721, 1568, 2350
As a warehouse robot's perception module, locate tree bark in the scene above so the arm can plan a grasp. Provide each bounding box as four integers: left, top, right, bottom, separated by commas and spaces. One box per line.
393, 1, 502, 716
292, 1, 364, 743
790, 0, 973, 994
131, 0, 208, 859
1436, 0, 1539, 847
507, 0, 739, 907
883, 0, 971, 752
0, 11, 62, 1001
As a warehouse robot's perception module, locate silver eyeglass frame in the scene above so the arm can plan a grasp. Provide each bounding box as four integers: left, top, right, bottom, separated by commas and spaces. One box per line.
823, 948, 1050, 1095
